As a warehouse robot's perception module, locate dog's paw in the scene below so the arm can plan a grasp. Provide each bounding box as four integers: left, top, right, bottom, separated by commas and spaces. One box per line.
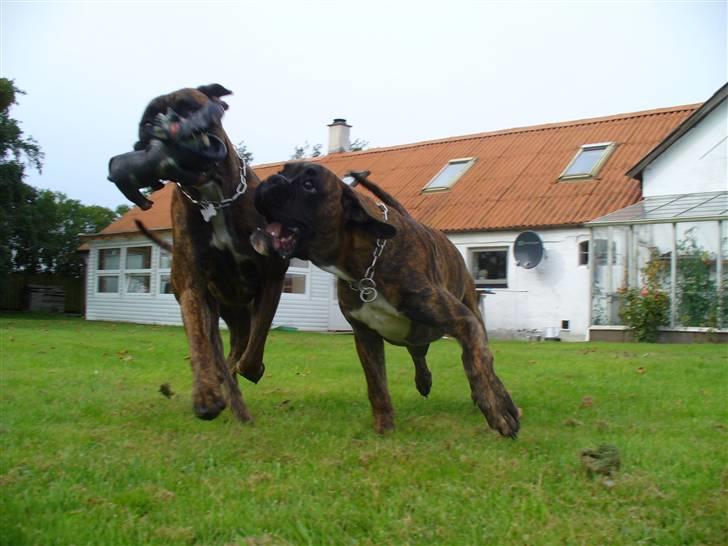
236, 361, 265, 384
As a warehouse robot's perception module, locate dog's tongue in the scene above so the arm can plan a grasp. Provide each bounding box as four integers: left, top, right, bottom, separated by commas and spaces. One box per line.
263, 222, 297, 258
265, 223, 283, 240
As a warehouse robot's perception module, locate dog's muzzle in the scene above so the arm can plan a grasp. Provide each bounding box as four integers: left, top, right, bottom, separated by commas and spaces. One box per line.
107, 101, 228, 210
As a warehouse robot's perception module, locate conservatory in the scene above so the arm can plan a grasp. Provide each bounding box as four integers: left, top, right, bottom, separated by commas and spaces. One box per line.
587, 191, 728, 342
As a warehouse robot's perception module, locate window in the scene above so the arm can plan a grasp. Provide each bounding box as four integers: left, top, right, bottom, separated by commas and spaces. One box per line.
125, 246, 152, 294
97, 248, 121, 293
470, 248, 508, 288
560, 143, 615, 180
159, 249, 173, 295
283, 258, 310, 295
579, 241, 589, 266
423, 157, 476, 192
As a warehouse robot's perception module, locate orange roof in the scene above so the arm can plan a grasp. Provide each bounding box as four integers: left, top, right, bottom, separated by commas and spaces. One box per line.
95, 104, 698, 237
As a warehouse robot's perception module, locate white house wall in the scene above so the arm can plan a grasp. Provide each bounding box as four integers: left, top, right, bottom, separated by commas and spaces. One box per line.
448, 228, 591, 341
85, 235, 331, 331
643, 100, 728, 197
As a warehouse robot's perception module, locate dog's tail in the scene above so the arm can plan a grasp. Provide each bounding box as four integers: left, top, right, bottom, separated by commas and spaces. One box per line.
135, 219, 173, 253
347, 170, 411, 217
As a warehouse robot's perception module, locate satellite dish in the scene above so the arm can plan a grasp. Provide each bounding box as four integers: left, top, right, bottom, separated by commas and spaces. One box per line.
514, 231, 544, 269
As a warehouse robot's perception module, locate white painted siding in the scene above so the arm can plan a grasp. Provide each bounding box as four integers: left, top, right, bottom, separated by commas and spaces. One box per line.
643, 100, 728, 197
86, 236, 334, 331
449, 228, 591, 341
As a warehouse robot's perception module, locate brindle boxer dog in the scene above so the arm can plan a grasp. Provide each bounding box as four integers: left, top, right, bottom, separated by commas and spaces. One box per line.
107, 84, 288, 422
252, 163, 520, 437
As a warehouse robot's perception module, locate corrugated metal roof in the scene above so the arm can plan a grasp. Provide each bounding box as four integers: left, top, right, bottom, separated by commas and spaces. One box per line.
95, 103, 698, 237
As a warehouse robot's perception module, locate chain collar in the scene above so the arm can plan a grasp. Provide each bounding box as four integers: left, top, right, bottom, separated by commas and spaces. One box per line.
348, 202, 390, 303
176, 148, 248, 222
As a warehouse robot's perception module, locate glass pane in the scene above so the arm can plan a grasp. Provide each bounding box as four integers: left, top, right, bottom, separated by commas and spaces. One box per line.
159, 274, 173, 294
289, 258, 309, 269
564, 147, 606, 176
126, 247, 151, 270
675, 222, 719, 327
591, 227, 631, 325
97, 275, 119, 293
426, 160, 472, 190
159, 250, 172, 269
126, 274, 151, 294
283, 274, 306, 294
471, 249, 507, 287
98, 248, 120, 270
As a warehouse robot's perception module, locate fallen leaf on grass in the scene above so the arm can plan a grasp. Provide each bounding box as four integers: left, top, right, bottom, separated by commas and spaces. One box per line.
564, 418, 584, 427
580, 396, 594, 409
636, 367, 646, 375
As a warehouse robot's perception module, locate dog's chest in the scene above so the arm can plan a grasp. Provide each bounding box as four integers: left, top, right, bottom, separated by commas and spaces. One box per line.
209, 214, 246, 262
350, 296, 411, 342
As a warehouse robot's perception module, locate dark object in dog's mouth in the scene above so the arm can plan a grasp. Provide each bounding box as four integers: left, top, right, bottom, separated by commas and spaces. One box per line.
250, 223, 299, 259
107, 101, 228, 210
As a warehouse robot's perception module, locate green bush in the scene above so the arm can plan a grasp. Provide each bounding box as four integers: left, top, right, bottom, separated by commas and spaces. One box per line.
619, 251, 670, 342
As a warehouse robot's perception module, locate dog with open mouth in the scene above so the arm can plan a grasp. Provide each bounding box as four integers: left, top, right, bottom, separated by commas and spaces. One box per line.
107, 84, 288, 423
253, 162, 520, 437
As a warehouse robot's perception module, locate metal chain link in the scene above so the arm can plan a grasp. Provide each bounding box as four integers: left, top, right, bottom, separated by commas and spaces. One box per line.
349, 202, 390, 303
176, 146, 248, 214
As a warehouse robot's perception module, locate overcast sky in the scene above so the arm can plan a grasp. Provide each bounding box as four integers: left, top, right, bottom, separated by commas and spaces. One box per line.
1, 0, 726, 209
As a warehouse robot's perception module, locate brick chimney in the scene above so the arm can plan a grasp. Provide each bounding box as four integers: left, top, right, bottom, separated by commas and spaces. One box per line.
327, 118, 351, 154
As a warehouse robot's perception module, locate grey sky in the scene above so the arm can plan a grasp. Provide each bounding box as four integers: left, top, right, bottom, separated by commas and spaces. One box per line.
1, 0, 726, 210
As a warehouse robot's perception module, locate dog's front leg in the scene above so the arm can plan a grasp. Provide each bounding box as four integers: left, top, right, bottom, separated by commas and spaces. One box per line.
234, 277, 285, 384
407, 344, 432, 397
403, 290, 519, 438
352, 324, 394, 434
178, 288, 251, 422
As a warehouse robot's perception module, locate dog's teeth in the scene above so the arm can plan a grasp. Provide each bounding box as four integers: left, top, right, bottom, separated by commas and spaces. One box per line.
201, 134, 210, 147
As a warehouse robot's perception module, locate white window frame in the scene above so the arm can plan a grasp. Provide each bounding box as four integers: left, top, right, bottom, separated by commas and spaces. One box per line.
282, 258, 311, 298
157, 245, 174, 298
469, 247, 509, 289
123, 245, 153, 297
422, 157, 476, 193
560, 142, 616, 180
95, 246, 122, 296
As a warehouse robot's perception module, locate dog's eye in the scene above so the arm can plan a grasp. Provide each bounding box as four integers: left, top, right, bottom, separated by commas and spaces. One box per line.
302, 179, 316, 192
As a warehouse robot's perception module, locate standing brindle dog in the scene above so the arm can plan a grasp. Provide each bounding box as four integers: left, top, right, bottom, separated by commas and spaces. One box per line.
253, 163, 520, 437
108, 84, 287, 422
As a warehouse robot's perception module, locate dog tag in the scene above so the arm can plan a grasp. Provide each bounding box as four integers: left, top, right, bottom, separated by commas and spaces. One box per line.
200, 203, 217, 222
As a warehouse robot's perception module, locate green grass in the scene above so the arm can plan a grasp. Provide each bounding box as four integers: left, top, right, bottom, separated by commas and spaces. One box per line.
1, 313, 726, 545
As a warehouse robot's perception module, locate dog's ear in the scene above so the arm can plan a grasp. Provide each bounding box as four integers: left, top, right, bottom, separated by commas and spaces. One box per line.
342, 185, 396, 239
197, 84, 232, 110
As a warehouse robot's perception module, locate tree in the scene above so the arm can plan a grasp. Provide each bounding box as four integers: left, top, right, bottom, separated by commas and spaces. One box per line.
0, 79, 122, 284
290, 138, 369, 159
236, 141, 254, 164
290, 141, 322, 160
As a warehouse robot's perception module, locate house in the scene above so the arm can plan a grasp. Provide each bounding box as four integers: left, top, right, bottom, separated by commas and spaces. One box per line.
84, 101, 701, 340
588, 83, 728, 342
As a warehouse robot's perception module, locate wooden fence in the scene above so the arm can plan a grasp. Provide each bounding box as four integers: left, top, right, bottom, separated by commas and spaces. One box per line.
0, 273, 85, 314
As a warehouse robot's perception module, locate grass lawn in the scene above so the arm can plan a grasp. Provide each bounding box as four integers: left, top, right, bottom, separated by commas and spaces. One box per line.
1, 313, 726, 545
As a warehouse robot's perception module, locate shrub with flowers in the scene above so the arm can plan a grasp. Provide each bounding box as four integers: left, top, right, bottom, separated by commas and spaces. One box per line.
619, 252, 670, 342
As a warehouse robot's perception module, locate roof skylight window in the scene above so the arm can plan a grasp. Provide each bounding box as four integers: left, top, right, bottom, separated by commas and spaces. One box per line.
560, 143, 616, 180
423, 157, 476, 192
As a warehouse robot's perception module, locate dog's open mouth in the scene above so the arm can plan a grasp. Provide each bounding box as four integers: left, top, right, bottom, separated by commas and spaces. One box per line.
107, 101, 228, 210
250, 223, 300, 259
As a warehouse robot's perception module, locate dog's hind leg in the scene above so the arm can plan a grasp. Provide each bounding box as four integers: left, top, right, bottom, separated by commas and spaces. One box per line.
407, 345, 432, 397
220, 305, 251, 373
210, 311, 251, 423
353, 324, 395, 434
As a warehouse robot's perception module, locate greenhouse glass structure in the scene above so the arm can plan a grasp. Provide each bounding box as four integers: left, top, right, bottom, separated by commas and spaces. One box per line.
588, 191, 728, 335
